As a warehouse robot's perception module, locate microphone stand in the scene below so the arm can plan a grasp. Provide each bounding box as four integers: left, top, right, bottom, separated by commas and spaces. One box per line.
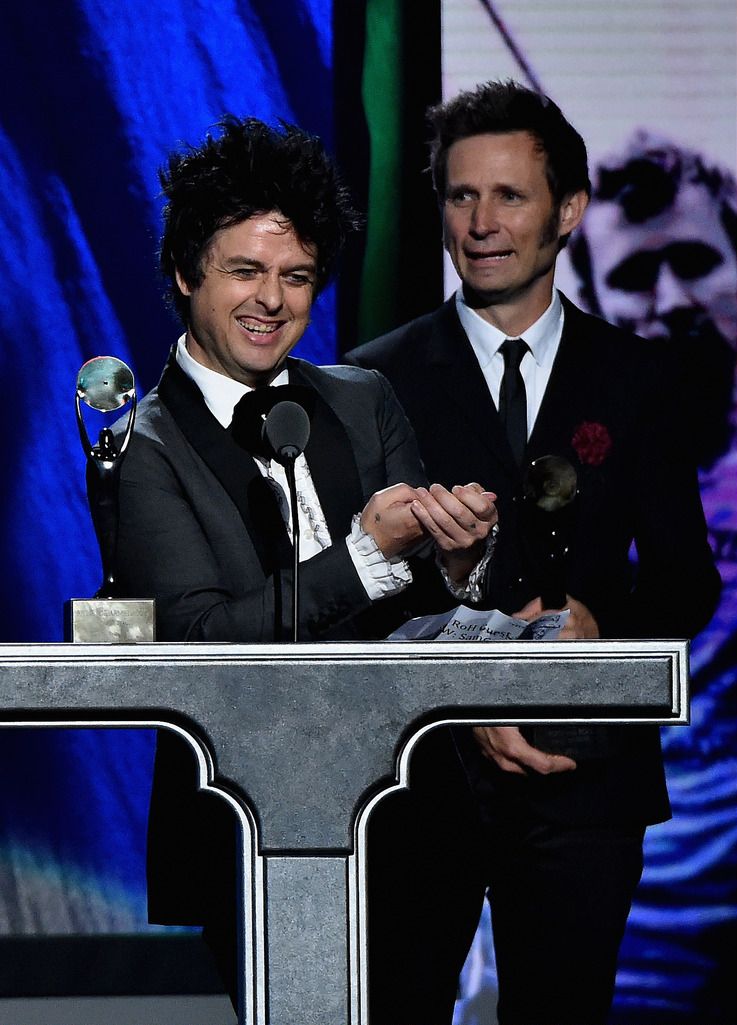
262, 400, 311, 644
283, 455, 300, 643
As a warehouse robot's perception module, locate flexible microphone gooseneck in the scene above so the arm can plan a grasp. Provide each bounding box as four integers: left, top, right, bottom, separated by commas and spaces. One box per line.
262, 401, 311, 642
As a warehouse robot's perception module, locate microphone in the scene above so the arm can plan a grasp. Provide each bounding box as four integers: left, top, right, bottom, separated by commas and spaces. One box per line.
262, 401, 311, 642
262, 400, 310, 464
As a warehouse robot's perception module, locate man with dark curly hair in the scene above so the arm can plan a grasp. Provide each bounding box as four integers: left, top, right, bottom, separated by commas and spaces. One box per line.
89, 115, 497, 1013
348, 80, 720, 1025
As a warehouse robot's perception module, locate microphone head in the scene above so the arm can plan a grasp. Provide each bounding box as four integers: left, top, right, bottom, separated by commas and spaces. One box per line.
262, 400, 311, 464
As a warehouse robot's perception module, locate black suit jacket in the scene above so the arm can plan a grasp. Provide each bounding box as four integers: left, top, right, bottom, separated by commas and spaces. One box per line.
348, 294, 721, 826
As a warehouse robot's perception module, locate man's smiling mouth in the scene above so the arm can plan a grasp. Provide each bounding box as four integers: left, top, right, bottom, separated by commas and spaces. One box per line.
236, 317, 281, 335
466, 250, 513, 262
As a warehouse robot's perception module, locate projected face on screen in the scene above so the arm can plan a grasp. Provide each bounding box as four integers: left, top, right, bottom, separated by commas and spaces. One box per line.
570, 132, 737, 468
582, 181, 737, 346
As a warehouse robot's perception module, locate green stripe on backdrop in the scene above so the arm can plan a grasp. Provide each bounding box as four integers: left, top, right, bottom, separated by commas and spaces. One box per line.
359, 0, 403, 341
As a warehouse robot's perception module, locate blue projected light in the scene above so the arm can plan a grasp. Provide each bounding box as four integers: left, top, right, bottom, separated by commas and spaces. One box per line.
1, 2, 735, 1023
0, 0, 334, 940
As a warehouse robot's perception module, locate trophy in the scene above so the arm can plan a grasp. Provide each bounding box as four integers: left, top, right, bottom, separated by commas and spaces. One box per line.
523, 454, 577, 610
521, 455, 612, 759
65, 357, 155, 643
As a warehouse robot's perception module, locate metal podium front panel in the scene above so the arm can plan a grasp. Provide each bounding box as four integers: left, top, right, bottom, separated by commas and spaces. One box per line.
0, 640, 688, 1023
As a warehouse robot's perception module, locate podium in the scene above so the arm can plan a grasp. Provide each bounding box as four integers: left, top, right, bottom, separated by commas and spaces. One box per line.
0, 640, 687, 1024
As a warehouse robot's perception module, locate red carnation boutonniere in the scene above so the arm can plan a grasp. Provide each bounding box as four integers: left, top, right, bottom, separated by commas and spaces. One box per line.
571, 421, 612, 467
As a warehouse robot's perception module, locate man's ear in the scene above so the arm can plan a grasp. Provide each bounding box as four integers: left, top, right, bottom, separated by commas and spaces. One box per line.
175, 267, 192, 298
559, 190, 589, 238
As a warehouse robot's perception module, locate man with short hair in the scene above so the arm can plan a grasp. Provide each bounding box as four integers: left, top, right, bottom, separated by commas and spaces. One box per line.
569, 130, 737, 471
349, 80, 720, 1025
90, 115, 497, 1005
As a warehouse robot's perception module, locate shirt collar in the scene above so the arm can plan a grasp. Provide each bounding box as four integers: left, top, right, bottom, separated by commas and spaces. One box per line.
455, 289, 564, 369
175, 335, 289, 428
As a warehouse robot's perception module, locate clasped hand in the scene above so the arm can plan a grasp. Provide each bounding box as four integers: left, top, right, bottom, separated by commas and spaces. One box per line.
360, 481, 497, 569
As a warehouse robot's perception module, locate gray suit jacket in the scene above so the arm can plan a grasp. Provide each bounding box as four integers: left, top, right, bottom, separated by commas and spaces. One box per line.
104, 351, 433, 644
91, 350, 449, 926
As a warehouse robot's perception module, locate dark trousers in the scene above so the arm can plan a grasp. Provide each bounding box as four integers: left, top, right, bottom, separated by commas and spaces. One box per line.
367, 731, 645, 1025
488, 817, 644, 1025
367, 728, 487, 1024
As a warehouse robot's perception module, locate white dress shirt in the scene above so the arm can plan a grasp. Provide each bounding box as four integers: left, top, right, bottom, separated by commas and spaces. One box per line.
455, 289, 564, 436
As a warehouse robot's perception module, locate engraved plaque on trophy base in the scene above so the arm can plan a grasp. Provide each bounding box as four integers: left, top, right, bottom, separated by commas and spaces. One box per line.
65, 598, 156, 643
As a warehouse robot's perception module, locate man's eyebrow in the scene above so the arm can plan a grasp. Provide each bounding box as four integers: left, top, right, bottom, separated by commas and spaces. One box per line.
222, 255, 316, 272
283, 261, 317, 273
445, 181, 526, 200
222, 256, 263, 268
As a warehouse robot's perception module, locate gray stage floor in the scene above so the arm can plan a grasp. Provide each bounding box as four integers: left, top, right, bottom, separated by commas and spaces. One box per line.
0, 995, 237, 1025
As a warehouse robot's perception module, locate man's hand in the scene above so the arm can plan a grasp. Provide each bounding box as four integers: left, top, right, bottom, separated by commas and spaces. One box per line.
410, 483, 498, 582
474, 595, 598, 773
472, 725, 577, 774
360, 484, 426, 558
514, 595, 600, 639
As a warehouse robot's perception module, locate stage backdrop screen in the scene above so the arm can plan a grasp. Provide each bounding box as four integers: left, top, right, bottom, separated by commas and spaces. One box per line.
442, 3, 736, 1024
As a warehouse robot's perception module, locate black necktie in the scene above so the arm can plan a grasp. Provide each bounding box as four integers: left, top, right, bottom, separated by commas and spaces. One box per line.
498, 337, 529, 465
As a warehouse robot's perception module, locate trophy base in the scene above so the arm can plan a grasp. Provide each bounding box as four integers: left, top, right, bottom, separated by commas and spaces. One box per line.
65, 599, 156, 644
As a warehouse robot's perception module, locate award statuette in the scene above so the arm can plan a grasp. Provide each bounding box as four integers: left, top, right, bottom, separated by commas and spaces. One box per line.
521, 455, 612, 760
66, 357, 155, 643
523, 454, 578, 610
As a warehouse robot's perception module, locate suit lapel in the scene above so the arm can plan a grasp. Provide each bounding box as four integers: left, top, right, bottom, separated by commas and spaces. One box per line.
157, 352, 378, 564
288, 359, 364, 539
426, 300, 521, 477
156, 352, 291, 574
527, 298, 594, 461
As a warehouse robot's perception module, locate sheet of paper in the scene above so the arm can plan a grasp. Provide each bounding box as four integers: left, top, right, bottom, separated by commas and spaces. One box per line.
388, 605, 570, 642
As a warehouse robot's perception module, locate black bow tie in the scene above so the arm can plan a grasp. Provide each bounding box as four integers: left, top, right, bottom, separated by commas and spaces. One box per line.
230, 384, 315, 458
